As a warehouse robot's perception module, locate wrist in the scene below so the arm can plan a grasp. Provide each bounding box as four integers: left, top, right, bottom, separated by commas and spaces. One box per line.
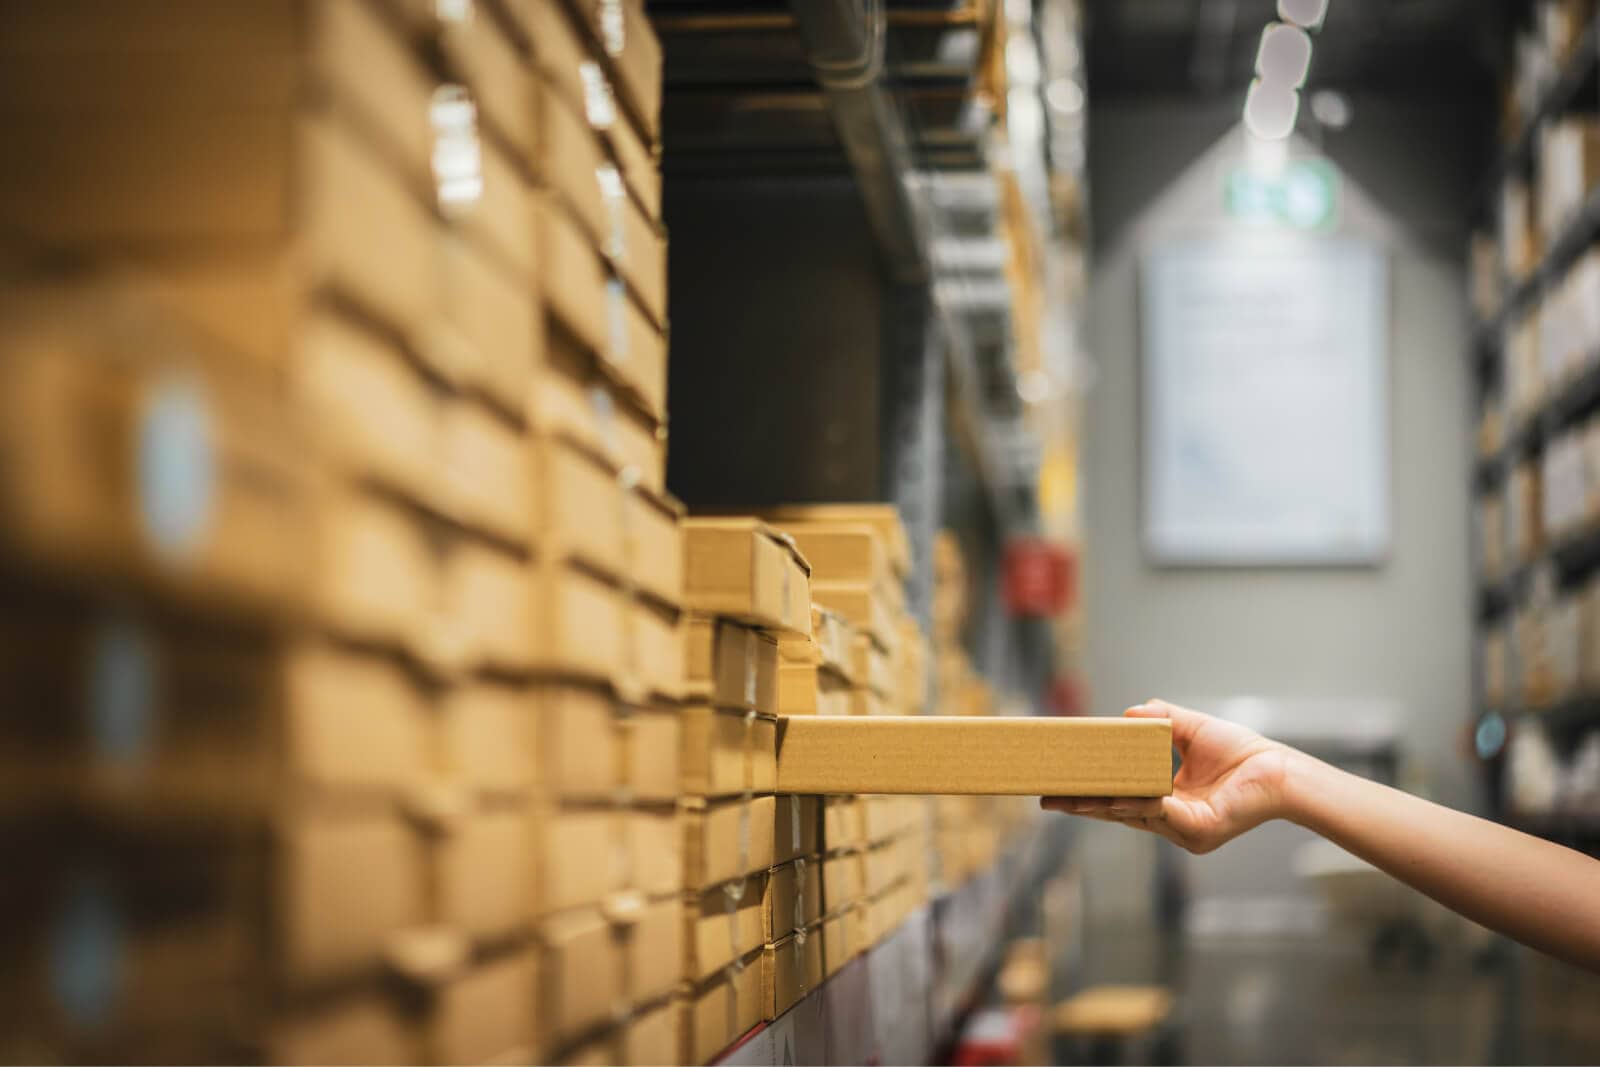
1276, 746, 1335, 832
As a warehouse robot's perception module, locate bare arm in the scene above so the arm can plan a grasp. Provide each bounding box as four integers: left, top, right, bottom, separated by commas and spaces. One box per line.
1044, 700, 1600, 973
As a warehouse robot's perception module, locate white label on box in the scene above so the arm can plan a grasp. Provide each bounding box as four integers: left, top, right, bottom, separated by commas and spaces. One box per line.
431, 86, 484, 214
138, 376, 214, 563
579, 62, 617, 131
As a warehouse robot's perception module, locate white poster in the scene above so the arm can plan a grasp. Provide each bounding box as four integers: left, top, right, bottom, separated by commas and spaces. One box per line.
1142, 235, 1389, 565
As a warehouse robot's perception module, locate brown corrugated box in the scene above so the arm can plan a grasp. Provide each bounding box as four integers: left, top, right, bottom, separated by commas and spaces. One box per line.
683, 519, 812, 635
566, 0, 662, 145
532, 434, 626, 577
851, 635, 897, 700
762, 857, 823, 942
431, 0, 535, 164
0, 289, 306, 616
863, 834, 914, 898
685, 617, 779, 712
630, 597, 685, 702
528, 561, 627, 682
777, 662, 851, 716
439, 399, 532, 546
440, 539, 534, 674
432, 224, 540, 415
687, 875, 765, 982
771, 522, 891, 589
555, 996, 681, 1067
681, 795, 776, 889
848, 687, 891, 718
820, 908, 857, 977
539, 907, 622, 1048
758, 504, 911, 581
762, 925, 825, 1020
779, 605, 856, 683
822, 850, 866, 914
776, 716, 1174, 796
268, 990, 420, 1066
812, 583, 898, 654
680, 706, 778, 797
532, 335, 666, 493
821, 797, 867, 854
305, 484, 437, 658
424, 950, 542, 1066
625, 895, 684, 1005
684, 948, 763, 1065
438, 806, 536, 947
627, 806, 683, 898
627, 486, 685, 608
774, 794, 822, 866
440, 681, 535, 798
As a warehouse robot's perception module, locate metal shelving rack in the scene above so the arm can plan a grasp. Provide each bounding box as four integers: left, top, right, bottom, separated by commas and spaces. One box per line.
650, 0, 1070, 1056
1471, 13, 1600, 842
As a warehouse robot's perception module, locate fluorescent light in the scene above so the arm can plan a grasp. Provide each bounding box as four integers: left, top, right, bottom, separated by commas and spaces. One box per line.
1244, 78, 1299, 140
1277, 0, 1328, 30
1309, 88, 1352, 129
1045, 77, 1084, 115
1256, 22, 1312, 87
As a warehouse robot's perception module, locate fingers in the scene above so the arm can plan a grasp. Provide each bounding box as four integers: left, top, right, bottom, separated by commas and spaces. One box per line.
1040, 797, 1165, 819
1124, 699, 1207, 749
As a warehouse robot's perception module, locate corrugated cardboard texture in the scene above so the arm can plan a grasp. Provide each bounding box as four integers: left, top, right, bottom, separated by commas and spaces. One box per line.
762, 926, 824, 1020
685, 617, 778, 712
682, 519, 811, 635
776, 717, 1173, 796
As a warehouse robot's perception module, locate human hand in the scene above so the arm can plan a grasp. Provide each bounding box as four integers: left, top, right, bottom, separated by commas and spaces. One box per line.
1041, 700, 1294, 853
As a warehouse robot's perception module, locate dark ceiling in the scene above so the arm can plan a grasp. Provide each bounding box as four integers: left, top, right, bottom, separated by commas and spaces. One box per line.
1083, 0, 1513, 100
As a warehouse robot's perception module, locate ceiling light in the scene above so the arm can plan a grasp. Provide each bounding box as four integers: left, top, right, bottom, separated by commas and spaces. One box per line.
1309, 88, 1352, 129
1277, 0, 1328, 30
1045, 77, 1084, 115
1243, 78, 1299, 140
1256, 22, 1312, 87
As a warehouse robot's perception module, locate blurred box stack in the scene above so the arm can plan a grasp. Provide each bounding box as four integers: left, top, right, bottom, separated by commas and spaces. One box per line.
0, 0, 683, 1062
679, 517, 820, 1063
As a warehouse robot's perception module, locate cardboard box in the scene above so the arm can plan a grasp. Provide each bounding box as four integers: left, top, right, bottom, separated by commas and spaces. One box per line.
773, 794, 821, 865
528, 686, 682, 803
627, 487, 684, 608
625, 895, 683, 1005
532, 335, 666, 492
684, 949, 763, 1065
769, 523, 890, 589
569, 0, 662, 146
443, 122, 537, 285
775, 716, 1173, 796
851, 636, 896, 700
308, 485, 437, 658
683, 519, 812, 635
441, 539, 534, 674
821, 797, 867, 853
432, 0, 535, 164
849, 687, 891, 718
821, 908, 858, 977
685, 617, 780, 712
687, 875, 766, 982
763, 857, 824, 942
0, 292, 306, 615
757, 505, 910, 580
537, 807, 619, 914
438, 806, 536, 946
268, 991, 420, 1066
433, 224, 540, 416
780, 605, 856, 683
762, 926, 825, 1020
532, 434, 626, 578
522, 0, 605, 128
532, 76, 612, 249
681, 706, 778, 797
631, 597, 685, 702
777, 662, 852, 716
278, 813, 427, 988
630, 708, 682, 803
862, 795, 925, 844
681, 795, 776, 889
440, 681, 536, 798
539, 908, 623, 1048
822, 851, 866, 913
606, 84, 662, 219
623, 997, 681, 1066
812, 583, 897, 653
863, 835, 913, 898
425, 950, 542, 1067
529, 561, 627, 682
440, 398, 531, 546
628, 806, 683, 897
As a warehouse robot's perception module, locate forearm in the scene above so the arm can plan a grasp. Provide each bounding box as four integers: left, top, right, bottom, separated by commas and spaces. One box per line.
1281, 750, 1600, 972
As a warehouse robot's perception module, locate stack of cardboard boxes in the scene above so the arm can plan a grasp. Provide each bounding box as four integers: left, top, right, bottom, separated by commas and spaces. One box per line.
0, 0, 684, 1062
679, 517, 821, 1063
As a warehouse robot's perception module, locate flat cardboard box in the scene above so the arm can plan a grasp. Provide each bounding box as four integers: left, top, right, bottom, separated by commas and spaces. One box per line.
1, 0, 437, 243
680, 706, 778, 797
606, 84, 662, 219
681, 795, 776, 889
851, 636, 896, 700
682, 519, 812, 635
821, 797, 866, 853
308, 485, 437, 659
685, 617, 780, 712
440, 681, 536, 798
629, 708, 683, 804
821, 907, 859, 977
863, 835, 914, 898
281, 641, 432, 798
822, 851, 866, 913
532, 75, 612, 249
425, 950, 542, 1067
777, 662, 852, 716
757, 504, 910, 580
627, 486, 684, 608
630, 597, 685, 702
533, 333, 666, 492
628, 806, 683, 897
762, 926, 825, 1020
433, 223, 540, 415
0, 292, 306, 615
433, 0, 535, 164
539, 907, 623, 1047
438, 807, 536, 946
626, 895, 683, 1004
570, 0, 662, 145
862, 795, 925, 844
773, 794, 822, 865
268, 991, 420, 1066
763, 857, 824, 942
684, 948, 763, 1065
848, 687, 891, 718
687, 875, 766, 982
439, 398, 532, 546
532, 687, 679, 802
445, 125, 537, 285
529, 561, 627, 683
532, 433, 627, 579
812, 582, 897, 654
278, 812, 427, 988
770, 523, 890, 589
775, 716, 1174, 796
623, 997, 681, 1066
537, 807, 619, 914
441, 539, 534, 675
521, 0, 604, 128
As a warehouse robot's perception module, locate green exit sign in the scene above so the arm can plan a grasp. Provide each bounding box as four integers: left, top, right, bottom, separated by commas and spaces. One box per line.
1224, 159, 1339, 229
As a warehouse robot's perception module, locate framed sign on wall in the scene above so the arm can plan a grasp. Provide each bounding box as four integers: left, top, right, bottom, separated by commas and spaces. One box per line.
1141, 234, 1389, 566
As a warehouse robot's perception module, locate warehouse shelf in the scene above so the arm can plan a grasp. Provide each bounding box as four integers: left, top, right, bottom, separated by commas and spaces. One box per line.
716, 821, 1061, 1066
1482, 16, 1600, 205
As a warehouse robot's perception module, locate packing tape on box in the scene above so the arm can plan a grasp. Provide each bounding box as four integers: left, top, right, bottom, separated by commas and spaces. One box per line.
744, 645, 758, 710
792, 855, 808, 947
435, 0, 474, 23
598, 0, 626, 56
138, 374, 215, 564
430, 85, 485, 216
579, 61, 617, 131
597, 163, 627, 262
605, 278, 631, 375
590, 384, 621, 464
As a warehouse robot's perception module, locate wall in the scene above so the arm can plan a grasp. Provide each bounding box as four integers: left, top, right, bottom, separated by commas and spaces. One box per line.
1075, 95, 1480, 927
